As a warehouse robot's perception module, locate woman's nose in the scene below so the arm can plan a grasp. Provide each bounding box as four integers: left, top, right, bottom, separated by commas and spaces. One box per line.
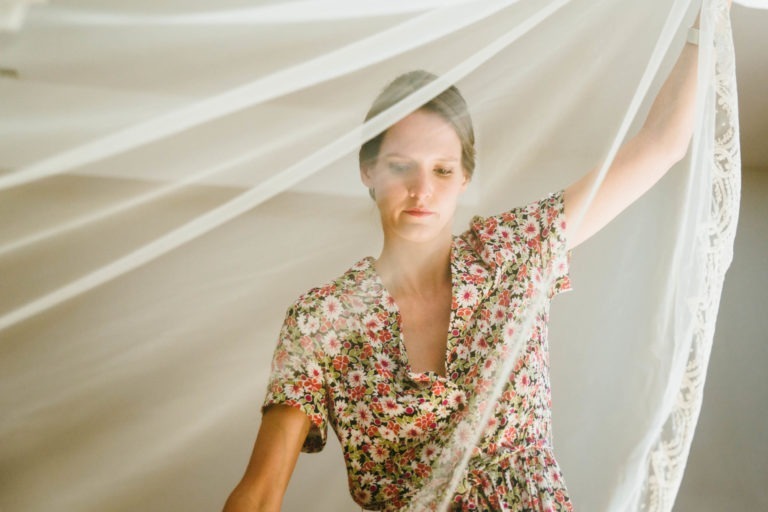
408, 169, 433, 199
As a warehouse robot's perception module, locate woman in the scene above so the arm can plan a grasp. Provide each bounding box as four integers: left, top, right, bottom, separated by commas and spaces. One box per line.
223, 9, 709, 510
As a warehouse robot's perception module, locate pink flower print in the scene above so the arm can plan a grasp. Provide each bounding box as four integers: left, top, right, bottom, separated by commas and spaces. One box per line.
521, 218, 540, 240
321, 296, 343, 321
456, 283, 478, 308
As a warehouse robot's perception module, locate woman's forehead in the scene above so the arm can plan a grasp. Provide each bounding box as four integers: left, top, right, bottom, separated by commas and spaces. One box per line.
379, 110, 462, 159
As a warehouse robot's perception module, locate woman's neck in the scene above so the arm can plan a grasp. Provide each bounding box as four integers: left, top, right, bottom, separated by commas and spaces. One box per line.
374, 233, 453, 298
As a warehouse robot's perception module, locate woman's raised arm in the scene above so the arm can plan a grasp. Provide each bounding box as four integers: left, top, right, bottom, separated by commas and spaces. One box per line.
222, 405, 311, 512
563, 9, 720, 250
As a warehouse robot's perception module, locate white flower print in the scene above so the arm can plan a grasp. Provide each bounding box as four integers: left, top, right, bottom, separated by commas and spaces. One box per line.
297, 313, 320, 335
321, 296, 343, 321
347, 294, 368, 314
305, 361, 322, 381
284, 382, 303, 400
456, 283, 478, 308
349, 429, 364, 448
354, 402, 373, 426
498, 225, 515, 243
381, 427, 399, 442
420, 442, 440, 462
363, 313, 383, 332
347, 370, 365, 387
447, 389, 467, 409
521, 218, 540, 240
515, 368, 534, 394
382, 294, 398, 313
375, 354, 393, 373
419, 400, 435, 413
381, 397, 404, 416
323, 332, 342, 356
359, 472, 376, 487
370, 439, 390, 463
491, 305, 508, 326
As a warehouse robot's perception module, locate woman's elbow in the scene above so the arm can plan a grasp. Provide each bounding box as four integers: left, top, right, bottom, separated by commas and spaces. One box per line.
641, 129, 690, 169
222, 483, 280, 512
668, 135, 691, 164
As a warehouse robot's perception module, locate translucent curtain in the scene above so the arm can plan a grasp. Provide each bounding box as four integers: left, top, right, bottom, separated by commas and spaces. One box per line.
0, 1, 739, 510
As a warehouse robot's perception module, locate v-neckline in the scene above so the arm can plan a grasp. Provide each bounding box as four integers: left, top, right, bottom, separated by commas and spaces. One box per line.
365, 237, 459, 381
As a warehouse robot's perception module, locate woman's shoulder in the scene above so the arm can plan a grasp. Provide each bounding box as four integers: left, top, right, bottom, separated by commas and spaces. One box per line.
285, 257, 379, 319
458, 190, 568, 268
465, 190, 565, 233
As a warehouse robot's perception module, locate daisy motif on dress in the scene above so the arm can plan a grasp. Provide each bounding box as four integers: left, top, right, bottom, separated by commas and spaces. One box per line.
382, 293, 398, 313
418, 399, 436, 414
521, 217, 541, 240
434, 403, 451, 420
363, 312, 384, 333
490, 304, 508, 326
347, 369, 365, 387
297, 313, 320, 336
375, 354, 394, 377
345, 293, 368, 314
447, 389, 467, 409
359, 472, 377, 487
353, 488, 372, 504
322, 332, 342, 356
348, 429, 365, 447
381, 397, 404, 417
381, 426, 400, 442
514, 368, 534, 394
482, 355, 498, 374
321, 295, 343, 322
333, 398, 348, 418
420, 441, 440, 462
305, 361, 323, 381
456, 283, 479, 308
283, 381, 304, 400
404, 425, 423, 439
370, 439, 390, 463
351, 258, 370, 271
354, 402, 373, 426
471, 332, 490, 353
497, 224, 515, 244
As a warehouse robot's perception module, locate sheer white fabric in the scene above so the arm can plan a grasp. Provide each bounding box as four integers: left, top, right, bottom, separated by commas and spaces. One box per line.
0, 1, 739, 511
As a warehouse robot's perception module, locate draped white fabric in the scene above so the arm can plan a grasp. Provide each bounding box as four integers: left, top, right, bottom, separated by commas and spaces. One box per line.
0, 1, 740, 511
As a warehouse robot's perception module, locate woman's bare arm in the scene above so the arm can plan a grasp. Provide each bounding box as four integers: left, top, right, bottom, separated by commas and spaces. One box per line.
563, 9, 716, 250
222, 405, 311, 512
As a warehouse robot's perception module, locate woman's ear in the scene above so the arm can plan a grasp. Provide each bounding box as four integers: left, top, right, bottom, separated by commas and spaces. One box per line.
460, 171, 471, 192
360, 162, 374, 188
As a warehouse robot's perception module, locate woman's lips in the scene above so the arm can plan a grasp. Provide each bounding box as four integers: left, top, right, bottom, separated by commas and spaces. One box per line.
404, 209, 435, 217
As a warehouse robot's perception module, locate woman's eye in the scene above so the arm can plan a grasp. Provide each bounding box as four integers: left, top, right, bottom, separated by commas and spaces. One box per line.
388, 162, 410, 172
435, 167, 453, 176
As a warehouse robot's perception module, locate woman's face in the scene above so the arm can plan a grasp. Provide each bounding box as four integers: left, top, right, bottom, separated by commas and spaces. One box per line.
361, 109, 469, 244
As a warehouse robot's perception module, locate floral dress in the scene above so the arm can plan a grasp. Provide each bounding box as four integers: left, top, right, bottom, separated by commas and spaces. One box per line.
262, 190, 574, 511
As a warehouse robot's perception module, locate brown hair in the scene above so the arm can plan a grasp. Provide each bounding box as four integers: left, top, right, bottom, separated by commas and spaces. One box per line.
358, 70, 476, 181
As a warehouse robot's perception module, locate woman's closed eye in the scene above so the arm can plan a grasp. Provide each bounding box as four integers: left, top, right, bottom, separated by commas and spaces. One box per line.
388, 161, 411, 173
434, 167, 453, 176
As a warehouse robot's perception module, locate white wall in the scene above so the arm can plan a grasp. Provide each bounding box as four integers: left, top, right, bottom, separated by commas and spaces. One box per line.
675, 166, 768, 511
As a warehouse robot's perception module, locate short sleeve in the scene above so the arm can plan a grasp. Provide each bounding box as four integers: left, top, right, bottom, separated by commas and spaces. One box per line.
261, 301, 329, 453
467, 189, 572, 298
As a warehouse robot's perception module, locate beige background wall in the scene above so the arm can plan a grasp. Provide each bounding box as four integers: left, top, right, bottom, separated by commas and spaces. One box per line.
676, 166, 768, 510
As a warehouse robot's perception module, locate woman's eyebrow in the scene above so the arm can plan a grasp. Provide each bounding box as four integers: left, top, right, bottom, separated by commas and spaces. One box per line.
382, 152, 459, 162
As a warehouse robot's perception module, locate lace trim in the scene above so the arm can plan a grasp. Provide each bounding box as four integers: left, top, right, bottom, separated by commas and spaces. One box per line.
640, 2, 741, 511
